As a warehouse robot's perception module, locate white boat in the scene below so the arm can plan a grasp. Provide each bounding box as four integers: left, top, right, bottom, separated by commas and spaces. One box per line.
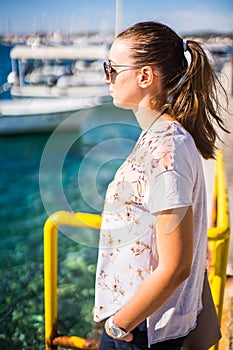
0, 96, 107, 135
203, 41, 232, 72
8, 43, 109, 98
0, 42, 111, 134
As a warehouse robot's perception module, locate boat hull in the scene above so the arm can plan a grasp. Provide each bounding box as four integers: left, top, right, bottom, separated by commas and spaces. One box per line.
0, 111, 83, 135
0, 97, 106, 135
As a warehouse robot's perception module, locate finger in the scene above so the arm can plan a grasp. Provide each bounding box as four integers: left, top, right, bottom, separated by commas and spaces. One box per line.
122, 332, 134, 342
105, 319, 111, 336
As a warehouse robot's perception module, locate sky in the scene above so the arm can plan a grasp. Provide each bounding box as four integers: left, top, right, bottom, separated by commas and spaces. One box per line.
1, 0, 233, 36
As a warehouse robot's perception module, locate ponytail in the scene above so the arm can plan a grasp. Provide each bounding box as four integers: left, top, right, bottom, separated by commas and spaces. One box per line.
167, 40, 229, 159
116, 21, 229, 159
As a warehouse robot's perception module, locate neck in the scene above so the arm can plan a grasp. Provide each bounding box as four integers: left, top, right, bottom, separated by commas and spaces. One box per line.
134, 106, 163, 130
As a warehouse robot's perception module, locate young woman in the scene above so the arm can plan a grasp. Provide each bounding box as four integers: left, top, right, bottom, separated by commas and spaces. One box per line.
93, 21, 228, 350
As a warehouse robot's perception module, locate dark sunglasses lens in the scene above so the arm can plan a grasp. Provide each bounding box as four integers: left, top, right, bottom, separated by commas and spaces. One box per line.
103, 62, 110, 80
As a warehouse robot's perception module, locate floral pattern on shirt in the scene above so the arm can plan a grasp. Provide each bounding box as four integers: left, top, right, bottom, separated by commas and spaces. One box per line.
94, 121, 174, 321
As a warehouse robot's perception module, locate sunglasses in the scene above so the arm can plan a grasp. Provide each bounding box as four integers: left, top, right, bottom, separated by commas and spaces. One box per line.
103, 61, 143, 81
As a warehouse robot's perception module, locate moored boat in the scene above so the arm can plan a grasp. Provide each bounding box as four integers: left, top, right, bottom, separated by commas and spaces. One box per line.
8, 43, 109, 99
0, 96, 106, 135
0, 42, 111, 134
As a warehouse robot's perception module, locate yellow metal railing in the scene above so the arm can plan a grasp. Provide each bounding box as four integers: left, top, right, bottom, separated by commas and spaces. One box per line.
207, 150, 230, 350
44, 212, 102, 350
43, 149, 230, 350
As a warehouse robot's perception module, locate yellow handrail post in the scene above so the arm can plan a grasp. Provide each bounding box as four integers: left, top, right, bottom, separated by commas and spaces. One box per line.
207, 150, 230, 350
44, 216, 58, 350
44, 211, 102, 350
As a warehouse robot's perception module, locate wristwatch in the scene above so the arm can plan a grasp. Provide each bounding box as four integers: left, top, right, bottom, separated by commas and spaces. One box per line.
108, 315, 129, 339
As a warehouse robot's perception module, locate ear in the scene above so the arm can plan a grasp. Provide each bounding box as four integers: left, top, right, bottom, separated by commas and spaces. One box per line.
138, 66, 155, 88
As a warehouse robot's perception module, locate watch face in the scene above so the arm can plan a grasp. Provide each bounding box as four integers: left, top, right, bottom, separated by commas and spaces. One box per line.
111, 325, 125, 338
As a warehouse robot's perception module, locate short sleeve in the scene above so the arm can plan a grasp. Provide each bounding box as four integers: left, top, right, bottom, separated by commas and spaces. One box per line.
144, 124, 195, 214
144, 169, 193, 213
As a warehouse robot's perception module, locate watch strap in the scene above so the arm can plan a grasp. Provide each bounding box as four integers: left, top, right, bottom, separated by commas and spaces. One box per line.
108, 315, 129, 339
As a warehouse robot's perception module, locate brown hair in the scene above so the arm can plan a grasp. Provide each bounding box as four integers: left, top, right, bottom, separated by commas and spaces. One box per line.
117, 21, 229, 159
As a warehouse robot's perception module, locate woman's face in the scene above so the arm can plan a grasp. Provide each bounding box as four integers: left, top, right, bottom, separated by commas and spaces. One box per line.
105, 38, 142, 110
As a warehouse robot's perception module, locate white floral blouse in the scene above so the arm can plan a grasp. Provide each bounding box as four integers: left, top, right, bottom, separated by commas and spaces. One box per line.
94, 118, 207, 345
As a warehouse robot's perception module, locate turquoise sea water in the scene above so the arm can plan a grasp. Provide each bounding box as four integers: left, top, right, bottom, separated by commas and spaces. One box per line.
0, 44, 12, 100
0, 44, 141, 349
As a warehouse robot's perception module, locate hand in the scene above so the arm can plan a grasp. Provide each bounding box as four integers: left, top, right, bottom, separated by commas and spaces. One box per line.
105, 317, 134, 342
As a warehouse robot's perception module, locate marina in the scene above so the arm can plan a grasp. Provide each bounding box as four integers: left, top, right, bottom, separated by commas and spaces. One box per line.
0, 34, 232, 135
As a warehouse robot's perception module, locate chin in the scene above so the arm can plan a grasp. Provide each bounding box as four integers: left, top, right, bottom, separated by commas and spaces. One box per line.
113, 99, 135, 111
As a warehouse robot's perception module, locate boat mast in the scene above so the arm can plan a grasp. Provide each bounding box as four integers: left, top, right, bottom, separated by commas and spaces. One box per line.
115, 0, 122, 37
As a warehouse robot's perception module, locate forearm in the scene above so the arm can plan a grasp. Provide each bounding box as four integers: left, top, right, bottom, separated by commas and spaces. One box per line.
113, 265, 188, 332
111, 206, 193, 334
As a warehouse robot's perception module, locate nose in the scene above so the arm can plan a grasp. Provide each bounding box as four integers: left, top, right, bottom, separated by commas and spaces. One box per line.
103, 75, 111, 84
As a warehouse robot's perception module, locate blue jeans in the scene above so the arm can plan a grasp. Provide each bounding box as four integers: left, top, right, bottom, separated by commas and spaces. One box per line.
99, 321, 186, 350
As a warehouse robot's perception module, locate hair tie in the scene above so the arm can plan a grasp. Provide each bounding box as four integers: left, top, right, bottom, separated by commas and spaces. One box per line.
183, 40, 188, 52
